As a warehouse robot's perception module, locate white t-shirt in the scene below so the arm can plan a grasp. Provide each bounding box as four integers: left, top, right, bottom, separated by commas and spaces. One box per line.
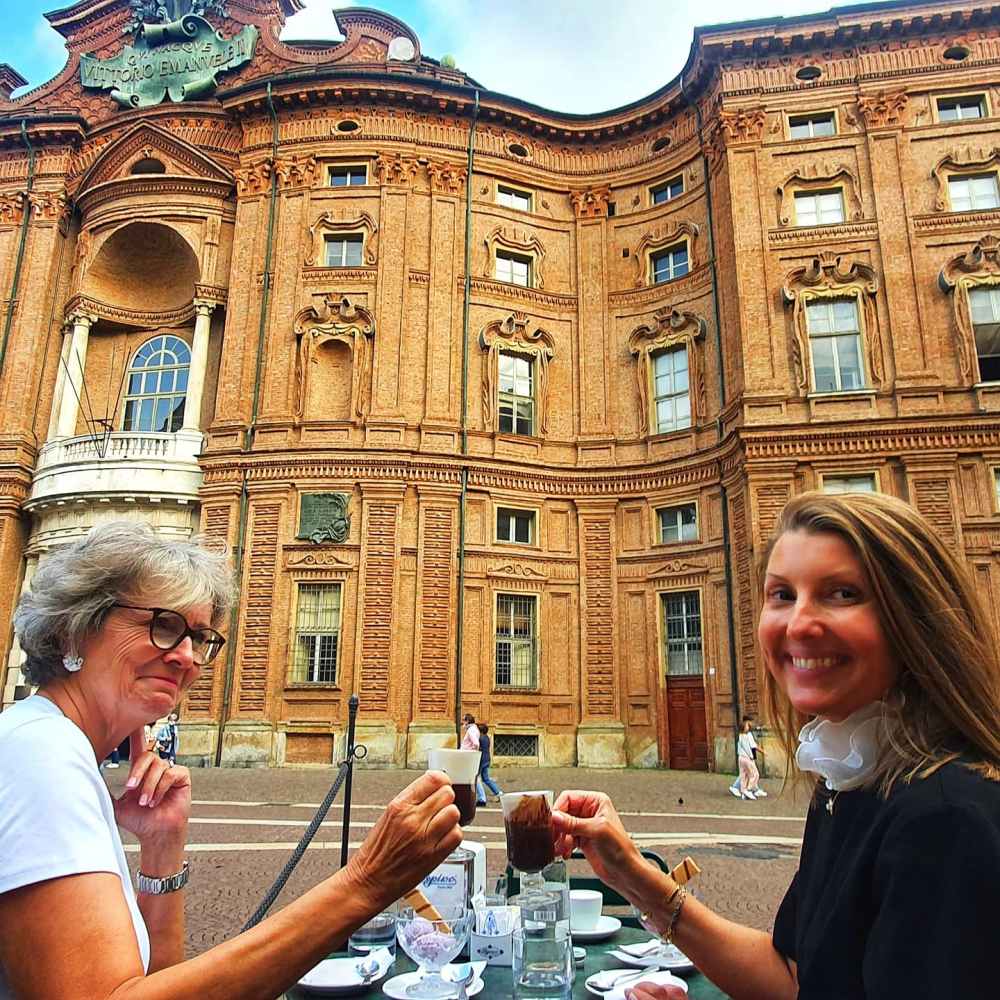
461, 723, 481, 751
737, 730, 758, 761
0, 696, 150, 996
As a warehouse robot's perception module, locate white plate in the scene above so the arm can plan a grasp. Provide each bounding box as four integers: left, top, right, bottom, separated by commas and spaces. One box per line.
585, 968, 688, 999
570, 915, 622, 942
381, 972, 485, 1000
297, 948, 394, 995
609, 942, 696, 974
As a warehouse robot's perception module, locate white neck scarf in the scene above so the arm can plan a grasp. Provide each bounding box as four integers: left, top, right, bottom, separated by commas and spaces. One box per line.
795, 701, 885, 791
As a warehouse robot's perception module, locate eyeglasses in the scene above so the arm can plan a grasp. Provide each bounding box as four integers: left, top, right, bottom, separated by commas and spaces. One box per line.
111, 604, 226, 666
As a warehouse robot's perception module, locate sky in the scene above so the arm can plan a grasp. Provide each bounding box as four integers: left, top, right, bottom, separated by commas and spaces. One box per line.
5, 0, 870, 113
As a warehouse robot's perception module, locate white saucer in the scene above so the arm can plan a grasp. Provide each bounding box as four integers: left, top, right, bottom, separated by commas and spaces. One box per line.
296, 948, 393, 995
610, 942, 696, 974
570, 915, 622, 942
585, 968, 688, 999
380, 972, 484, 999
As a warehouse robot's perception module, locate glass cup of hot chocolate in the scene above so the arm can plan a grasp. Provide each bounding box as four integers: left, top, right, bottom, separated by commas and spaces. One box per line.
427, 748, 482, 826
501, 790, 556, 874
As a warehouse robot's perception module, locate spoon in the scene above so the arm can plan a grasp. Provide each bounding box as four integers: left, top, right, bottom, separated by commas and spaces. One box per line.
588, 968, 651, 993
354, 956, 380, 985
442, 962, 476, 1000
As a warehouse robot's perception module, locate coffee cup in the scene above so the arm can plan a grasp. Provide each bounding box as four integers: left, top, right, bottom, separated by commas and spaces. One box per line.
569, 889, 603, 931
427, 748, 481, 825
500, 790, 555, 873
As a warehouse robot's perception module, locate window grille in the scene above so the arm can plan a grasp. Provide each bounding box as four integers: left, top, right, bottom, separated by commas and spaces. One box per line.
652, 346, 691, 433
290, 583, 342, 684
324, 234, 364, 267
662, 590, 703, 676
805, 299, 864, 392
122, 334, 190, 433
495, 594, 537, 688
658, 503, 697, 543
494, 734, 539, 757
498, 352, 534, 435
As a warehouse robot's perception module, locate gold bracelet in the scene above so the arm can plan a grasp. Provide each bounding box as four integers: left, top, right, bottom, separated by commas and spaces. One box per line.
663, 886, 688, 943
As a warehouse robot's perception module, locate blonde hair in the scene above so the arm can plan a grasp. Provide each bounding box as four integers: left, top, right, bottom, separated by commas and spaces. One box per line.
759, 491, 1000, 794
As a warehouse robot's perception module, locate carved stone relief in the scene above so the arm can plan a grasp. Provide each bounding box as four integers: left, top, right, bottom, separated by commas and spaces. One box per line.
857, 90, 909, 130
305, 211, 378, 267
479, 312, 555, 435
633, 221, 700, 287
483, 226, 547, 288
938, 234, 1000, 383
292, 294, 375, 423
781, 252, 884, 394
932, 147, 1000, 212
235, 160, 272, 197
776, 162, 864, 227
570, 186, 611, 219
425, 159, 467, 194
628, 307, 707, 434
274, 155, 317, 189
297, 492, 351, 544
372, 152, 419, 186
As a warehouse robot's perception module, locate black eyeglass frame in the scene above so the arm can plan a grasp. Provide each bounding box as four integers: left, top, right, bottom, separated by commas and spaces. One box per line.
111, 603, 226, 665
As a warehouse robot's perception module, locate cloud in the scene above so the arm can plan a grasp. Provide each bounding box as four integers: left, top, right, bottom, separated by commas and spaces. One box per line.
279, 0, 354, 41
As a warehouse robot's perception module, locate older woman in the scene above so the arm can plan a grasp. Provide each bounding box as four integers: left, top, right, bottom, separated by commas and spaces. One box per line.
0, 522, 461, 999
554, 492, 1000, 1000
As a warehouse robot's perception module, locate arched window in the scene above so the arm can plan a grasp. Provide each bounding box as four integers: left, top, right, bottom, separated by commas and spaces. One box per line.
122, 334, 190, 432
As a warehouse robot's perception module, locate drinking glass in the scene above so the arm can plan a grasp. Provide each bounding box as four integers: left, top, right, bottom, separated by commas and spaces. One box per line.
396, 903, 472, 998
348, 907, 397, 960
512, 923, 572, 1000
501, 791, 555, 874
427, 748, 482, 826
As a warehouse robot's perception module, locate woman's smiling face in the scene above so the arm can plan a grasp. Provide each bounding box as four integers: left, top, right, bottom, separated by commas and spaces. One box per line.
758, 529, 898, 721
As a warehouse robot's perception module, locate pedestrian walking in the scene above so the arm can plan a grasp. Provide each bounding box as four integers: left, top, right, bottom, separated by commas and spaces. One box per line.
476, 724, 503, 804
729, 715, 767, 799
156, 711, 179, 765
460, 712, 480, 751
735, 717, 764, 800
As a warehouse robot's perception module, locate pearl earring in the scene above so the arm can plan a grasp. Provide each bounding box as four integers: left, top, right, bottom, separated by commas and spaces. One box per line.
62, 652, 83, 673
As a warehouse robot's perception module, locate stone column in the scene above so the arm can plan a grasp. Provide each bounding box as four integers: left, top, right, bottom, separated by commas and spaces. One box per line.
46, 324, 72, 442
182, 300, 214, 433
54, 311, 96, 439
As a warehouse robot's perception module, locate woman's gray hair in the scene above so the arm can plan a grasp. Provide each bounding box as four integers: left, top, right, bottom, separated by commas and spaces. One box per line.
13, 520, 234, 686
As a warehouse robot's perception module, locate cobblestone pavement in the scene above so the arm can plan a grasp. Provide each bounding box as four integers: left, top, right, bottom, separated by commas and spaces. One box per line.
106, 764, 808, 958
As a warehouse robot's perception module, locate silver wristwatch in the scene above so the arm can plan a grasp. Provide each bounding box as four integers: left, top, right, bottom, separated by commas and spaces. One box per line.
136, 861, 189, 895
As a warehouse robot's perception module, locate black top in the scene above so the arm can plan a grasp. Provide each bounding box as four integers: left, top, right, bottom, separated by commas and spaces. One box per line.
479, 733, 491, 767
772, 762, 1000, 998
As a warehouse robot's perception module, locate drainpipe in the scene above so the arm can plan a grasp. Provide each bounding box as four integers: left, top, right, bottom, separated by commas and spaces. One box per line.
679, 73, 742, 748
215, 83, 281, 766
454, 89, 480, 745
0, 121, 36, 378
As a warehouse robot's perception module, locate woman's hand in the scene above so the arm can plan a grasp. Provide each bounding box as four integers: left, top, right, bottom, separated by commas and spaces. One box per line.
345, 771, 462, 910
112, 727, 191, 844
552, 790, 648, 899
625, 984, 688, 1000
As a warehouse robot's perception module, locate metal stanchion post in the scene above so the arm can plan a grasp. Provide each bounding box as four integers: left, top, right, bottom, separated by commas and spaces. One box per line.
340, 694, 360, 869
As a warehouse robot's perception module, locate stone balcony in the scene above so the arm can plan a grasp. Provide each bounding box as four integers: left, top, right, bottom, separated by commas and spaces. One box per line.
27, 430, 204, 508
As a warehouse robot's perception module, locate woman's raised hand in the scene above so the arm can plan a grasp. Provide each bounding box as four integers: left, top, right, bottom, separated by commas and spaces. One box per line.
112, 727, 191, 843
345, 770, 462, 909
552, 790, 644, 898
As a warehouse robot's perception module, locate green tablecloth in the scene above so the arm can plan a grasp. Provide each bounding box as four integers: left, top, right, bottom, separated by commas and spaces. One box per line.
285, 926, 728, 999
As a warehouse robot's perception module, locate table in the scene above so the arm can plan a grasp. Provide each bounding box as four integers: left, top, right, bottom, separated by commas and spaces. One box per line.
285, 926, 729, 999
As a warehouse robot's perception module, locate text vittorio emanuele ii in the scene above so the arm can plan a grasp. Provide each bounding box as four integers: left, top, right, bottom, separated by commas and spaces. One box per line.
81, 37, 251, 88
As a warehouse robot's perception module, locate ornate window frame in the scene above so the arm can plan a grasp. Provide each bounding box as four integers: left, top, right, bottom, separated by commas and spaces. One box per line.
305, 211, 378, 267
479, 312, 555, 436
938, 235, 1000, 384
292, 295, 375, 424
776, 162, 863, 227
781, 252, 884, 395
932, 147, 1000, 212
634, 221, 699, 288
628, 307, 706, 436
484, 226, 546, 288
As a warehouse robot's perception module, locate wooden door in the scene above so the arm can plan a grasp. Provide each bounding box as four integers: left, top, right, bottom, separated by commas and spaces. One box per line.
665, 676, 708, 770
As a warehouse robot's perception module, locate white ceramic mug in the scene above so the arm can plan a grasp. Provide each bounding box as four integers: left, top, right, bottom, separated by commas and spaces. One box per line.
569, 888, 603, 931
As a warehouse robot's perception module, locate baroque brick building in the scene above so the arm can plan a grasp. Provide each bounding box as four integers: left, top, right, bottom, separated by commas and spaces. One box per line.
1, 0, 999, 769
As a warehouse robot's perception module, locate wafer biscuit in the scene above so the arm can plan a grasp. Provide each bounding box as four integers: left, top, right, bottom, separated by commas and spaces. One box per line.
669, 856, 701, 885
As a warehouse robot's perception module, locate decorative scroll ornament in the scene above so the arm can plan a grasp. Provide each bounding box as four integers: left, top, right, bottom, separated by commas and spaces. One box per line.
479, 312, 555, 434
570, 186, 611, 219
633, 221, 699, 287
82, 10, 256, 109
274, 155, 317, 189
776, 162, 864, 227
292, 295, 375, 424
425, 160, 467, 194
932, 147, 1000, 212
483, 226, 547, 288
373, 152, 420, 186
857, 90, 908, 130
305, 211, 378, 267
124, 1, 229, 35
297, 493, 351, 545
781, 252, 884, 394
938, 235, 1000, 383
628, 308, 706, 435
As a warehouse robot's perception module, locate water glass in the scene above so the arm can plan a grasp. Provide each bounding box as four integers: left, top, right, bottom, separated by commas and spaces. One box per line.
348, 908, 397, 960
512, 923, 572, 1000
